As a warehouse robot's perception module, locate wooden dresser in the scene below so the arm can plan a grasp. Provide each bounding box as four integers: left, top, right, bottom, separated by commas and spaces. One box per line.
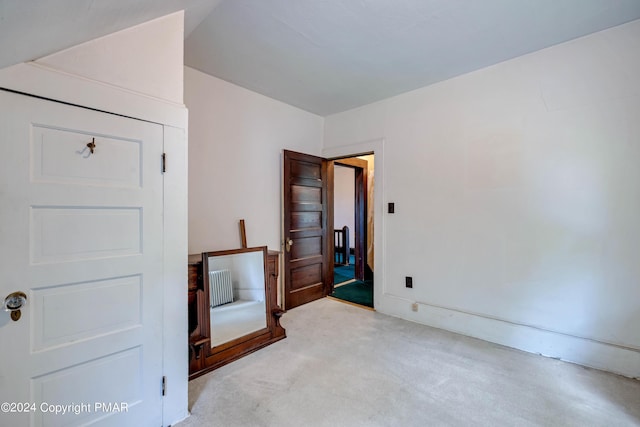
188, 250, 285, 379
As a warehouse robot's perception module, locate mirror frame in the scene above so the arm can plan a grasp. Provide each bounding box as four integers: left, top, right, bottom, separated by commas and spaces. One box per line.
196, 246, 285, 376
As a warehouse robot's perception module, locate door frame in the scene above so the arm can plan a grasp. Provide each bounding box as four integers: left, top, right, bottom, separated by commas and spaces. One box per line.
323, 139, 384, 311
331, 157, 368, 282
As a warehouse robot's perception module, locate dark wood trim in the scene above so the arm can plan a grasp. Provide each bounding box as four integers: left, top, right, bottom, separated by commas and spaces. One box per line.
334, 157, 368, 281
334, 157, 368, 169
326, 159, 335, 295
239, 219, 247, 248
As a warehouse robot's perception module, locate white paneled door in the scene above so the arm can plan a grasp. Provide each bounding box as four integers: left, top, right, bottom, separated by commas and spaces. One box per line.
0, 91, 164, 426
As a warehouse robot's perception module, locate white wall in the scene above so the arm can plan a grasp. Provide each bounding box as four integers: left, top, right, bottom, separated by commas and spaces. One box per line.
334, 165, 355, 248
185, 66, 324, 253
35, 12, 184, 105
0, 13, 189, 425
324, 19, 640, 377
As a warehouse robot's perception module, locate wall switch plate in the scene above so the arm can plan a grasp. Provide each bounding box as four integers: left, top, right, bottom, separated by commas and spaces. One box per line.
405, 276, 413, 288
411, 302, 418, 312
388, 202, 395, 213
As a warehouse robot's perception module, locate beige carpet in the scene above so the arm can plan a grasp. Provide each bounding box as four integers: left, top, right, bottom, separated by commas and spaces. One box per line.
179, 298, 640, 427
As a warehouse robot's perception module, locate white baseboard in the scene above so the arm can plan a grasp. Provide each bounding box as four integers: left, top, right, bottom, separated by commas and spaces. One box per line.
379, 294, 640, 379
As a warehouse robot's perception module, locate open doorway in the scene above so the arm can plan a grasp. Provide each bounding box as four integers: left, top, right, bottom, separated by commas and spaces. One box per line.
330, 154, 374, 308
282, 149, 376, 311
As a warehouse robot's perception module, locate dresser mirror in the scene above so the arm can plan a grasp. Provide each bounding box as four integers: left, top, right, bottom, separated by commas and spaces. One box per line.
188, 246, 286, 379
204, 247, 267, 348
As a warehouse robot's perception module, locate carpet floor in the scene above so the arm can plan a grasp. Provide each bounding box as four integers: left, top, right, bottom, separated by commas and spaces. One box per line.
333, 268, 353, 286
179, 298, 640, 427
331, 280, 373, 308
333, 258, 355, 285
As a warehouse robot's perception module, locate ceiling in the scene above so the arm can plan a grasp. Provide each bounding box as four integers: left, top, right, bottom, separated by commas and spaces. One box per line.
0, 0, 221, 70
2, 1, 640, 116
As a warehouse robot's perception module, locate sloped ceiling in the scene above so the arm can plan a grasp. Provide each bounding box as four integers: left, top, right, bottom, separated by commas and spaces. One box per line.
2, 0, 640, 116
0, 0, 221, 70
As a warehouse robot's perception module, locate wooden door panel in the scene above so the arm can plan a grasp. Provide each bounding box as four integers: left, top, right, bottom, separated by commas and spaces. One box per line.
32, 348, 142, 426
291, 236, 322, 259
291, 185, 322, 202
0, 91, 163, 427
287, 285, 325, 308
290, 160, 322, 180
290, 264, 323, 289
283, 150, 330, 309
291, 212, 322, 230
31, 206, 141, 263
31, 275, 141, 351
32, 125, 142, 188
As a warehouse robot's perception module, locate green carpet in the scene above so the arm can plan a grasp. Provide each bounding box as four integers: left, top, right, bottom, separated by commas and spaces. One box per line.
331, 280, 373, 308
334, 270, 353, 285
334, 263, 354, 285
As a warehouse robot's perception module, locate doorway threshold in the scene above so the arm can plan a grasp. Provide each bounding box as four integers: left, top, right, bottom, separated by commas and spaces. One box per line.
326, 296, 375, 311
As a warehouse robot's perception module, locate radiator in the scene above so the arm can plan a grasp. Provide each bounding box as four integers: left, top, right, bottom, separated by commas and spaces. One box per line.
209, 269, 234, 307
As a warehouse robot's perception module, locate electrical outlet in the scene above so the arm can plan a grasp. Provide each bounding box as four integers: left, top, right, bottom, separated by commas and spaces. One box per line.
411, 302, 418, 312
405, 276, 413, 288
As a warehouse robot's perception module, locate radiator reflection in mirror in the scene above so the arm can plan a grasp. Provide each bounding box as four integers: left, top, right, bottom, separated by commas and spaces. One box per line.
205, 248, 266, 348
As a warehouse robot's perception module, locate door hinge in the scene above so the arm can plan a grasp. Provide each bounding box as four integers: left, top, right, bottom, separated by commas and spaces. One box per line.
162, 376, 167, 396
162, 153, 167, 173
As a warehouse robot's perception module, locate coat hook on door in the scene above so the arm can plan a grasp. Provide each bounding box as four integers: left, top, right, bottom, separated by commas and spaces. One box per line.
86, 138, 96, 154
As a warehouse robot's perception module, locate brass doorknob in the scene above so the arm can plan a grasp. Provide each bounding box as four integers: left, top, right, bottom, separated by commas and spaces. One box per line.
4, 291, 27, 321
285, 238, 294, 252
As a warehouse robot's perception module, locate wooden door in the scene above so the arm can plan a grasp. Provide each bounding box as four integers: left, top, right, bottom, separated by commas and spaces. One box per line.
0, 90, 164, 427
283, 150, 332, 309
